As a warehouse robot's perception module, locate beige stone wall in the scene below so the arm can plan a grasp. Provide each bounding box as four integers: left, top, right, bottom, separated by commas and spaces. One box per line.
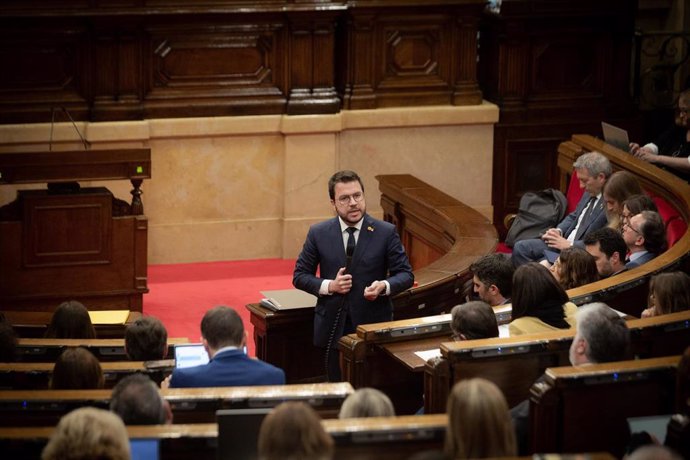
0, 103, 498, 264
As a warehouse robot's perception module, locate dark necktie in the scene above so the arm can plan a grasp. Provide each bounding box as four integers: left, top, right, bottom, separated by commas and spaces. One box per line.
345, 227, 357, 272
574, 196, 597, 240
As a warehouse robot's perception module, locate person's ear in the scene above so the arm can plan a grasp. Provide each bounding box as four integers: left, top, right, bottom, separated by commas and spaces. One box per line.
163, 399, 173, 424
202, 337, 209, 353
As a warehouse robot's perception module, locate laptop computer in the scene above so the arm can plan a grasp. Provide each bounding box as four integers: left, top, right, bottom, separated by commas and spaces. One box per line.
216, 408, 272, 460
627, 414, 672, 443
601, 121, 630, 152
173, 343, 209, 369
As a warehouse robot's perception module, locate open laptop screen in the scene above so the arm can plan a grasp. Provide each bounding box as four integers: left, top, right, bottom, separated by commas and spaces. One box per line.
601, 122, 630, 152
216, 408, 272, 460
174, 344, 209, 369
130, 439, 160, 460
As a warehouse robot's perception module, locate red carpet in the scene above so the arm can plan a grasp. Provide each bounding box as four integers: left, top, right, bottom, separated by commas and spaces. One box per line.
143, 259, 297, 357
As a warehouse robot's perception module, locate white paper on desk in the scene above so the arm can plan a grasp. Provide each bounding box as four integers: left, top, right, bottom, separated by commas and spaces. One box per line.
498, 323, 511, 338
415, 348, 442, 362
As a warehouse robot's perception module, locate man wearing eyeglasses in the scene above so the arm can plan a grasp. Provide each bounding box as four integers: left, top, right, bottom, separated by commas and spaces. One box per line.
621, 210, 667, 269
293, 170, 414, 381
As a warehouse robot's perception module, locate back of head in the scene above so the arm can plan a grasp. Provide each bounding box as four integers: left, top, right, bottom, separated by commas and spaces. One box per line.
125, 316, 168, 361
638, 210, 667, 254
469, 253, 514, 299
41, 407, 130, 460
573, 151, 612, 178
0, 322, 18, 362
557, 247, 599, 290
328, 170, 363, 200
583, 227, 628, 261
627, 445, 683, 460
603, 171, 643, 207
650, 271, 690, 315
623, 194, 658, 216
511, 263, 569, 319
51, 347, 104, 390
45, 301, 96, 339
110, 373, 167, 425
338, 388, 395, 419
444, 378, 516, 459
575, 303, 630, 363
450, 301, 499, 340
200, 306, 244, 349
258, 402, 334, 460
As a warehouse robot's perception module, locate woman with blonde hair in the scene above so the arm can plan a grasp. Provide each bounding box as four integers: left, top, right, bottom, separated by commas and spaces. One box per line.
602, 171, 643, 230
338, 387, 395, 419
641, 271, 690, 318
445, 378, 516, 459
258, 402, 334, 460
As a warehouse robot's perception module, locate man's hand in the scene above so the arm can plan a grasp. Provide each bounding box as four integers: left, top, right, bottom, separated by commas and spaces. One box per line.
328, 267, 353, 294
541, 228, 571, 250
161, 375, 171, 390
363, 281, 386, 301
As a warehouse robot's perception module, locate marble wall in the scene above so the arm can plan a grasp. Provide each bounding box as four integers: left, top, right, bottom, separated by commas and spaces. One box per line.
0, 104, 498, 264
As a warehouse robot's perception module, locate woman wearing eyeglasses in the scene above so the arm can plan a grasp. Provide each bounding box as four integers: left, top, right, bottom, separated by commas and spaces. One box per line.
629, 89, 690, 181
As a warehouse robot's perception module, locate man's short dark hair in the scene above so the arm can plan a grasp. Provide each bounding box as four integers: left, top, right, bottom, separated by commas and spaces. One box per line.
200, 306, 244, 349
328, 170, 364, 200
450, 301, 499, 340
576, 303, 630, 363
125, 316, 168, 361
638, 210, 667, 254
583, 227, 627, 260
110, 374, 166, 425
469, 253, 514, 298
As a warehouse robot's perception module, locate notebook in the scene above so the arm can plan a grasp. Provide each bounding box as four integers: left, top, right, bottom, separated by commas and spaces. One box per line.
216, 408, 272, 460
173, 343, 209, 369
601, 122, 630, 152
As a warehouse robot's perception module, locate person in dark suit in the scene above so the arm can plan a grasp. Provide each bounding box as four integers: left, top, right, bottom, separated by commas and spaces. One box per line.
163, 306, 285, 388
512, 151, 612, 267
623, 210, 667, 269
293, 170, 414, 381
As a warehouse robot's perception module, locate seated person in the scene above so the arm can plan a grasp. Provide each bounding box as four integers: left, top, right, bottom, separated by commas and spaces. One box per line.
584, 227, 628, 278
509, 263, 577, 335
445, 378, 516, 459
512, 302, 630, 454
50, 346, 104, 390
630, 89, 690, 182
44, 300, 97, 339
602, 170, 643, 231
338, 388, 395, 419
622, 194, 658, 225
468, 254, 514, 306
0, 322, 18, 362
641, 271, 690, 318
42, 407, 130, 460
125, 316, 168, 361
450, 301, 499, 340
512, 151, 611, 267
163, 306, 285, 388
258, 402, 334, 460
622, 210, 667, 269
110, 373, 173, 425
550, 247, 599, 290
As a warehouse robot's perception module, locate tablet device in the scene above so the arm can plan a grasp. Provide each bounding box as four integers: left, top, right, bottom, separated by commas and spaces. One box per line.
130, 439, 160, 460
216, 408, 272, 460
601, 122, 630, 152
174, 343, 209, 369
627, 414, 672, 443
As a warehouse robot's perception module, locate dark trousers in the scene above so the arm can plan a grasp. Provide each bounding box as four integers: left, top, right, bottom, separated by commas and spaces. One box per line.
325, 311, 355, 382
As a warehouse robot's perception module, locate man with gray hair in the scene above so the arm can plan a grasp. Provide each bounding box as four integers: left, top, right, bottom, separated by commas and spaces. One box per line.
569, 302, 630, 365
512, 151, 612, 267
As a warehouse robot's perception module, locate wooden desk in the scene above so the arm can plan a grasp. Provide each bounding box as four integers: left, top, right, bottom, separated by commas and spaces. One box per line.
15, 337, 189, 362
4, 310, 142, 339
247, 174, 498, 384
0, 148, 151, 312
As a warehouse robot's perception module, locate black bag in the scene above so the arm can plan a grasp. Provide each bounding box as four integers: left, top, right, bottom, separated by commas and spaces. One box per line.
505, 189, 568, 247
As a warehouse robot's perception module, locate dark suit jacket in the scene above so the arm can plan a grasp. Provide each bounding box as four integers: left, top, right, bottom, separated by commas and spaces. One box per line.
293, 214, 414, 347
169, 349, 285, 388
625, 251, 657, 269
558, 192, 607, 242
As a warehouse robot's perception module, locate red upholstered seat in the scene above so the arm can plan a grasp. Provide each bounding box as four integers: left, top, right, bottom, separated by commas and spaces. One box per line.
650, 195, 688, 247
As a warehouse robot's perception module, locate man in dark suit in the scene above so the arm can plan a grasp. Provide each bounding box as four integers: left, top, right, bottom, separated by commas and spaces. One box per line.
584, 227, 628, 278
163, 306, 285, 388
512, 151, 612, 267
293, 170, 414, 381
623, 210, 667, 269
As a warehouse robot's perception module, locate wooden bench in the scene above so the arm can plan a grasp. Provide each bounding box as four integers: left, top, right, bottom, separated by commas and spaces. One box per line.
15, 337, 189, 362
0, 360, 174, 390
0, 382, 353, 427
4, 310, 142, 339
530, 355, 680, 458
